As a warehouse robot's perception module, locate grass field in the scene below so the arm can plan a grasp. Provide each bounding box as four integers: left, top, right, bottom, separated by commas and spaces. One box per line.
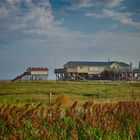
0, 81, 140, 139
0, 81, 140, 106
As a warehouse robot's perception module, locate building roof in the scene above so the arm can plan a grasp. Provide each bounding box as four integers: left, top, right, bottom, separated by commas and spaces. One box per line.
114, 62, 130, 67
64, 61, 129, 67
27, 67, 49, 71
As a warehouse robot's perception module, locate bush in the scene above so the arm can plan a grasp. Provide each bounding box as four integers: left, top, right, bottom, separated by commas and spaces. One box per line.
55, 94, 69, 105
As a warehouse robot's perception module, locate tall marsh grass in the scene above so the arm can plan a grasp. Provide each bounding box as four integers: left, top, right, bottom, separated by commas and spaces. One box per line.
0, 101, 140, 140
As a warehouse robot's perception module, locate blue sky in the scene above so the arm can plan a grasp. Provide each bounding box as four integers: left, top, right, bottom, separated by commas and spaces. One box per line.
0, 0, 140, 79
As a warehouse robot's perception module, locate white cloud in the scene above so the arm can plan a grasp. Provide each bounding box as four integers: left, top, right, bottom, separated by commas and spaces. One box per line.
0, 1, 140, 57
86, 9, 140, 28
102, 9, 136, 26
0, 0, 54, 31
110, 24, 118, 29
0, 7, 9, 17
86, 12, 105, 18
104, 0, 122, 7
6, 0, 20, 5
23, 4, 54, 29
69, 0, 122, 9
72, 0, 94, 8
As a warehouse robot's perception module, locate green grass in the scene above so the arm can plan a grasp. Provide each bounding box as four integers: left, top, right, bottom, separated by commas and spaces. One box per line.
0, 81, 140, 106
0, 81, 140, 139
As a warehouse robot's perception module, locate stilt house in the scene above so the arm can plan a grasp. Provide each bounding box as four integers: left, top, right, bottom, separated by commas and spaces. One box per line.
54, 61, 131, 81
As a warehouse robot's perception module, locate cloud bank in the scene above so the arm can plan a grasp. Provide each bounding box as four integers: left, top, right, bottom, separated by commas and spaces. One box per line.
0, 0, 140, 79
86, 9, 140, 28
69, 0, 122, 9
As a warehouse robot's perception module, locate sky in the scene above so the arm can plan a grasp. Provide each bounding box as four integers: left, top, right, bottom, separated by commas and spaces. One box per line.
0, 0, 140, 80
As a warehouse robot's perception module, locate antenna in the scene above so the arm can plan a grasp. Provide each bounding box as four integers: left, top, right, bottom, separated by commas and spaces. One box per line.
130, 62, 133, 70
108, 58, 110, 62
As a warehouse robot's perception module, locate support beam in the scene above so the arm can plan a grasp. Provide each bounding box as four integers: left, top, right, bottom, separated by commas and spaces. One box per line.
54, 69, 140, 82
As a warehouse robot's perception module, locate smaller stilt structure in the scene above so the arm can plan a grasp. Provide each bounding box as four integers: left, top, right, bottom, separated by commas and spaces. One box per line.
11, 67, 49, 82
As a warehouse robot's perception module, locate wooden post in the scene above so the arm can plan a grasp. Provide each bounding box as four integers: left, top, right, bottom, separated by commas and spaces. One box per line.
49, 92, 52, 105
97, 91, 100, 100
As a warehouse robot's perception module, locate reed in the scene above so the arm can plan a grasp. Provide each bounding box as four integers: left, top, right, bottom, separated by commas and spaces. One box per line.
0, 101, 139, 139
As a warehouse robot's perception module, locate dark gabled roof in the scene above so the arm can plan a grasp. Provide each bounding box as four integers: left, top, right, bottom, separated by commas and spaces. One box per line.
64, 61, 130, 67
64, 61, 112, 67
113, 62, 130, 67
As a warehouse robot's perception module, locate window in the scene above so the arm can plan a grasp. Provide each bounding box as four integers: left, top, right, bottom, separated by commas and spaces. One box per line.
89, 67, 99, 72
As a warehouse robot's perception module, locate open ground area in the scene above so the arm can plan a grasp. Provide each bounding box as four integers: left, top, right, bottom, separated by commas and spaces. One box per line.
0, 81, 140, 106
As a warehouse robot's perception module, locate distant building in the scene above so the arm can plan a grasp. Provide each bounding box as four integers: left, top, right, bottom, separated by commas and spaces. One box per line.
27, 67, 49, 75
12, 67, 49, 82
64, 61, 130, 75
54, 61, 132, 81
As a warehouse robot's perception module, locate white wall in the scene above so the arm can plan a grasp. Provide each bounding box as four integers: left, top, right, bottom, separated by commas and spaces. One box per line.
31, 71, 48, 75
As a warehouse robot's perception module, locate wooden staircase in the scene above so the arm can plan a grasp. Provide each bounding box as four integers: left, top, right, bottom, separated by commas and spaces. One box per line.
11, 72, 28, 82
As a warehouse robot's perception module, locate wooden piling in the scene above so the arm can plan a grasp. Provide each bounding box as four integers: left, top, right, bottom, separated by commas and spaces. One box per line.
49, 92, 52, 105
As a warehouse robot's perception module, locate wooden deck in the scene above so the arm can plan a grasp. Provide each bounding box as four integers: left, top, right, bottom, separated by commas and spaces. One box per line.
54, 68, 140, 81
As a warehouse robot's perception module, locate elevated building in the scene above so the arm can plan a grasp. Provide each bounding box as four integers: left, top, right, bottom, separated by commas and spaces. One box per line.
64, 61, 130, 74
54, 61, 135, 81
12, 67, 49, 82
